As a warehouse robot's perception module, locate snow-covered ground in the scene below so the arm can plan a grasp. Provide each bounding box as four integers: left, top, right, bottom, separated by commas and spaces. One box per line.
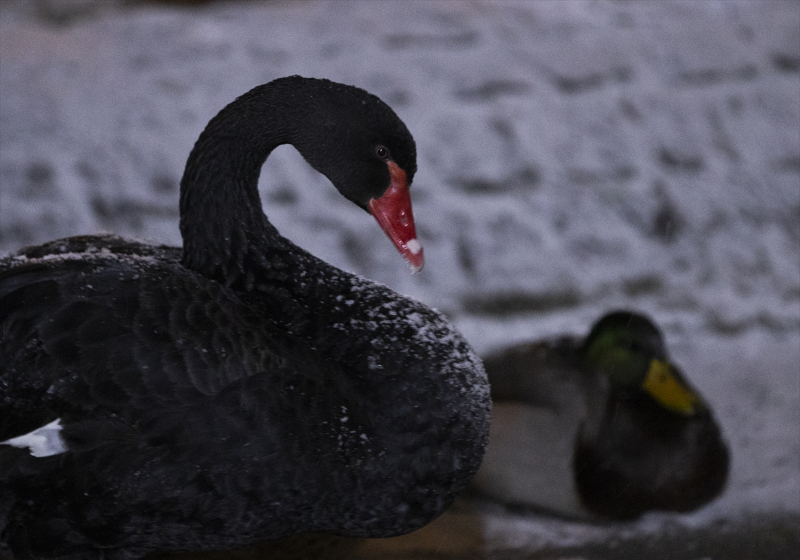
1, 0, 798, 557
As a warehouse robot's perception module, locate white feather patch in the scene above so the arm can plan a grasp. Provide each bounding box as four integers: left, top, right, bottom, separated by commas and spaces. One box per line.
1, 418, 68, 457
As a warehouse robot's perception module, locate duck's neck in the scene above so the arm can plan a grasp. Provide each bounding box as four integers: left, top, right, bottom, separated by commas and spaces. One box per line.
179, 85, 304, 289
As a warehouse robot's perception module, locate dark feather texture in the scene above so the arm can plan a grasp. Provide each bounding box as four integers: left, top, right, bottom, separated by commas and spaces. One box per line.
0, 77, 490, 559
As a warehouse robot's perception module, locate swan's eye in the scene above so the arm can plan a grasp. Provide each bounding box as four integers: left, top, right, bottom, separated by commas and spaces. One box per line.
375, 146, 389, 160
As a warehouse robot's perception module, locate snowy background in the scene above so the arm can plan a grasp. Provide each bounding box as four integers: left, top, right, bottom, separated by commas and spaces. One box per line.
1, 0, 798, 558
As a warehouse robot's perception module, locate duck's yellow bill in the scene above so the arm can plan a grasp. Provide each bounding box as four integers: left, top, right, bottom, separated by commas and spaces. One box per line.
642, 359, 700, 416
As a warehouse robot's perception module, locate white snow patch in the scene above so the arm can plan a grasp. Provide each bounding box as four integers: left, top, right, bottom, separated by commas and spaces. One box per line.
406, 238, 422, 255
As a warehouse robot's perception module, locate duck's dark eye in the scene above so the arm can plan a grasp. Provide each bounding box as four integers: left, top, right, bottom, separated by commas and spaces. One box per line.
375, 145, 389, 160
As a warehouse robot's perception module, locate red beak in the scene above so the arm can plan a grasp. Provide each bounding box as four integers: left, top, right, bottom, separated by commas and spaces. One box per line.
368, 162, 424, 274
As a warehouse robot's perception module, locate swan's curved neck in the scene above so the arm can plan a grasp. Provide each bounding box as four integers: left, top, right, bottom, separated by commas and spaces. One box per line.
179, 86, 301, 288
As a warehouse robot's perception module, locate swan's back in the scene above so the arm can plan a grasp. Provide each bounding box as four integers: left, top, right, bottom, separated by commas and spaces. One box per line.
1, 232, 489, 558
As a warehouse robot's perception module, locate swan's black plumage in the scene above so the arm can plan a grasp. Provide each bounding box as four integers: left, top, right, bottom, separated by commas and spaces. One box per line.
0, 77, 490, 559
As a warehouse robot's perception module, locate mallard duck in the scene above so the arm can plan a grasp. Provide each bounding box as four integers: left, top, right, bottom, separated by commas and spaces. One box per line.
472, 310, 728, 519
0, 76, 490, 559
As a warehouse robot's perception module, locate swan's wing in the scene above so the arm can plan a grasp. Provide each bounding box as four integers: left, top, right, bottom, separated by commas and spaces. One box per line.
0, 250, 307, 552
11, 233, 182, 262
0, 252, 283, 447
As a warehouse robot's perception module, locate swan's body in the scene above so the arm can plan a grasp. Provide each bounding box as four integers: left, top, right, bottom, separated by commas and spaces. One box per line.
0, 77, 490, 559
473, 311, 728, 520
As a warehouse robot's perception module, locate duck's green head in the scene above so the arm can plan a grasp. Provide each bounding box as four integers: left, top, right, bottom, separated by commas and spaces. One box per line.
580, 311, 704, 416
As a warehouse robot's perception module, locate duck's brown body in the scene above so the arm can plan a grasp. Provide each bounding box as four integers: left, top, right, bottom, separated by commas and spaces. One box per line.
474, 312, 728, 520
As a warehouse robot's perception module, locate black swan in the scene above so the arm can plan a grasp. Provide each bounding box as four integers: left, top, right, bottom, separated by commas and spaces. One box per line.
473, 310, 728, 519
0, 76, 491, 559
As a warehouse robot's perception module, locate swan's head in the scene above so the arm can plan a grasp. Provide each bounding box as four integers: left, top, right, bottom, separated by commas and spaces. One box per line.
283, 77, 424, 273
580, 310, 704, 416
